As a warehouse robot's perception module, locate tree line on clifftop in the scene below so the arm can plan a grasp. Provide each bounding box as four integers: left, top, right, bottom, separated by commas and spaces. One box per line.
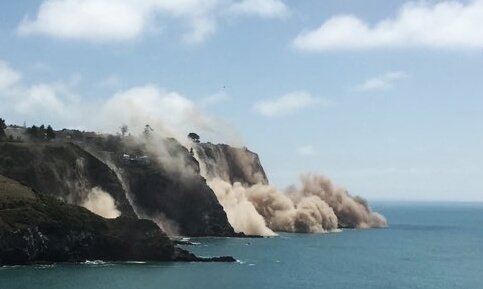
0, 117, 56, 142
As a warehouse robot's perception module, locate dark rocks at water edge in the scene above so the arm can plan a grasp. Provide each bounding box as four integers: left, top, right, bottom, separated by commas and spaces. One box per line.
175, 254, 237, 263
0, 176, 235, 266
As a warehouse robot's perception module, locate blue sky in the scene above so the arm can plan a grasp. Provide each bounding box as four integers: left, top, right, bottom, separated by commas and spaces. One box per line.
1, 0, 483, 201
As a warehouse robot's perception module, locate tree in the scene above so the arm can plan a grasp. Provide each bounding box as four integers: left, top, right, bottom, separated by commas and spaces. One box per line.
188, 132, 200, 143
120, 124, 129, 137
143, 124, 153, 139
38, 124, 47, 139
28, 125, 39, 139
46, 125, 56, 140
0, 118, 6, 139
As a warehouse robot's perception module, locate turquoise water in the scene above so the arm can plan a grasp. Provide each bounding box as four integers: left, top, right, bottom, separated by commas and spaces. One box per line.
1, 202, 483, 289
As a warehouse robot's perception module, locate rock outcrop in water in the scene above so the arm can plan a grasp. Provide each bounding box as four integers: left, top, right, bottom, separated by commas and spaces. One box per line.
0, 175, 235, 265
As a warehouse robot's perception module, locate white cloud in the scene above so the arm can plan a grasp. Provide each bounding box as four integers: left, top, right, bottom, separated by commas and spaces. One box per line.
17, 0, 289, 43
18, 0, 146, 42
0, 61, 22, 91
98, 74, 122, 89
2, 79, 86, 127
199, 91, 230, 107
355, 71, 408, 92
98, 85, 200, 134
333, 166, 483, 178
253, 91, 329, 117
0, 59, 242, 144
296, 145, 317, 156
228, 0, 289, 18
16, 84, 67, 116
182, 17, 216, 44
17, 0, 221, 43
293, 0, 483, 51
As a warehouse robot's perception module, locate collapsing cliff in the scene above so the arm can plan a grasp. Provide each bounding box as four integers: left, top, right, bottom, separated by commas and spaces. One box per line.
0, 139, 236, 237
0, 128, 386, 239
195, 143, 268, 186
83, 136, 237, 237
195, 143, 387, 236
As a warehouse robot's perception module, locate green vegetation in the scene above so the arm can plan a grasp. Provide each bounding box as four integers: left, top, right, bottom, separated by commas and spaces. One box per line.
26, 124, 56, 141
188, 132, 200, 143
0, 175, 105, 232
0, 175, 183, 265
143, 124, 153, 139
0, 118, 6, 139
120, 124, 129, 137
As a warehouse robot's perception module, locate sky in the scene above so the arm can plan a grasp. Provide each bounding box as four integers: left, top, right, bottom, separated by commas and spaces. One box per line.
1, 0, 483, 202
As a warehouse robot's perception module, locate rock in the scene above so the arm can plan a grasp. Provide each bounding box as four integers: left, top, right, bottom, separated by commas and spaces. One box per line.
198, 256, 237, 263
0, 176, 235, 265
173, 249, 236, 263
85, 137, 237, 237
196, 143, 268, 186
0, 140, 236, 237
0, 142, 135, 217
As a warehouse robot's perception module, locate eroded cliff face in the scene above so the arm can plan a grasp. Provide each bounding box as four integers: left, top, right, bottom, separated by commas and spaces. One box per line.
0, 135, 386, 239
0, 175, 177, 265
0, 139, 236, 237
0, 142, 135, 218
195, 143, 268, 186
84, 137, 237, 237
193, 142, 387, 235
119, 166, 236, 236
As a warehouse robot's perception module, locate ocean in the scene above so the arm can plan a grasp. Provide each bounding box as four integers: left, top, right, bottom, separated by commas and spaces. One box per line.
1, 202, 482, 289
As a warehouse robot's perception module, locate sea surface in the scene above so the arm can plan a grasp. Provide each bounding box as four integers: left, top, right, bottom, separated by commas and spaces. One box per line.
1, 202, 483, 289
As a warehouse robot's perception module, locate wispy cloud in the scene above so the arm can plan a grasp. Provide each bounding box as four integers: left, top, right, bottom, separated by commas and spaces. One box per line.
293, 0, 483, 51
333, 166, 483, 178
0, 60, 22, 90
355, 71, 408, 92
18, 0, 289, 44
0, 59, 242, 144
253, 91, 331, 117
98, 74, 122, 89
228, 0, 289, 18
296, 145, 317, 156
199, 91, 231, 107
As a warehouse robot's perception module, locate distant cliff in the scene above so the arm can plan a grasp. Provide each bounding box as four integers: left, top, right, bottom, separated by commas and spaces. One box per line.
195, 143, 268, 186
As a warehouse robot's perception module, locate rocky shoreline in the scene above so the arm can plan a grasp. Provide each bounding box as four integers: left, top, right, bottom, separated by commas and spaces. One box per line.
0, 176, 235, 266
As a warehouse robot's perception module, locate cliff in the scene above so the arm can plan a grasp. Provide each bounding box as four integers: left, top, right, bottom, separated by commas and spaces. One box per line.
195, 143, 268, 186
0, 175, 230, 265
84, 136, 237, 237
0, 138, 236, 237
194, 142, 387, 233
0, 142, 135, 217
